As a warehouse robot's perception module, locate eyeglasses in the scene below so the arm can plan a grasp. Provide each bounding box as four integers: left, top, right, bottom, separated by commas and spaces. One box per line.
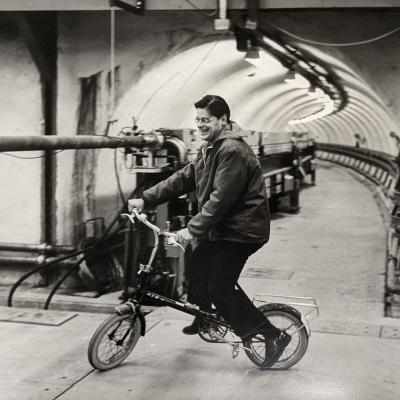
195, 116, 216, 125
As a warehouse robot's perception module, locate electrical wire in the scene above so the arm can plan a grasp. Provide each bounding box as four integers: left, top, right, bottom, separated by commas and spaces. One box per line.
114, 147, 127, 205
269, 23, 400, 47
175, 31, 227, 126
177, 30, 228, 94
0, 150, 65, 159
110, 7, 116, 114
183, 0, 218, 17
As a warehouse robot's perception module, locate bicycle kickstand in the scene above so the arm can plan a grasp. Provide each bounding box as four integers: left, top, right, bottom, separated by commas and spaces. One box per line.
208, 329, 249, 359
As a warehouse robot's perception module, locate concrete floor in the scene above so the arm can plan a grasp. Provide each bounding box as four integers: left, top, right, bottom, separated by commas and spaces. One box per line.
1, 161, 400, 400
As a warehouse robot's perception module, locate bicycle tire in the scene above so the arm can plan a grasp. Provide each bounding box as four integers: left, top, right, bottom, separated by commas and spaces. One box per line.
244, 304, 309, 370
88, 313, 142, 371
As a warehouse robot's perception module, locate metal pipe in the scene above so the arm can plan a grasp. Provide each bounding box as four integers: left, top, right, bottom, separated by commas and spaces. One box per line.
7, 246, 94, 307
245, 0, 258, 30
219, 0, 227, 19
0, 254, 76, 267
0, 242, 76, 254
0, 134, 162, 152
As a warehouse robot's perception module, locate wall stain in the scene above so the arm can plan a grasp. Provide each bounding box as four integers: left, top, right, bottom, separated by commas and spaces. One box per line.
72, 73, 100, 243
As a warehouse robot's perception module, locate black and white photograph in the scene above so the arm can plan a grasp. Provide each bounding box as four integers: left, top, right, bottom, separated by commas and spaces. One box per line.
0, 1, 399, 399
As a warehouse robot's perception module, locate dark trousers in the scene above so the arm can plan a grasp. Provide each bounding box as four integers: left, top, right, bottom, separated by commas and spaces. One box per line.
187, 240, 276, 337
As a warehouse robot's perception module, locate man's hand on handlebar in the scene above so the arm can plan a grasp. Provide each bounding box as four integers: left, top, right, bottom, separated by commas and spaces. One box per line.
128, 198, 144, 212
176, 228, 193, 244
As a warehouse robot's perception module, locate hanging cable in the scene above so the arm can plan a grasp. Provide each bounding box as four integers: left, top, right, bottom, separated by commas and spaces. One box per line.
269, 23, 400, 47
110, 6, 116, 113
114, 147, 127, 205
0, 150, 65, 159
177, 31, 227, 94
183, 0, 218, 17
109, 7, 126, 205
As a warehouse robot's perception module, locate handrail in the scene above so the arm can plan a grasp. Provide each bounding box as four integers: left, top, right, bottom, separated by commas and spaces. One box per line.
316, 143, 398, 195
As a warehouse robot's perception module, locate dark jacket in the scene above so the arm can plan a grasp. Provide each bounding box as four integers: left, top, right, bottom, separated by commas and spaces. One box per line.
142, 122, 270, 244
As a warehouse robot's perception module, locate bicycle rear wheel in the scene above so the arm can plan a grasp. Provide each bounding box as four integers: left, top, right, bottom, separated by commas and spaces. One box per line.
88, 313, 142, 371
244, 304, 308, 370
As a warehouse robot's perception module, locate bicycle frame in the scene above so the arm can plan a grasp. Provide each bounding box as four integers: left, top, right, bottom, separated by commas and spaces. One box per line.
119, 209, 317, 359
120, 209, 231, 330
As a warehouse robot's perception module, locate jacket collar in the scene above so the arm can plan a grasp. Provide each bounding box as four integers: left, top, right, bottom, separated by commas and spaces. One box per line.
201, 121, 246, 152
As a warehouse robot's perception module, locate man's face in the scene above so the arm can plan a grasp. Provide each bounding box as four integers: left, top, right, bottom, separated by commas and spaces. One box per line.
195, 108, 226, 143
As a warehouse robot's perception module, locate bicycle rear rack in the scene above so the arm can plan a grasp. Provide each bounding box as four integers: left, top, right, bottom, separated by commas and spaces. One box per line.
253, 294, 319, 336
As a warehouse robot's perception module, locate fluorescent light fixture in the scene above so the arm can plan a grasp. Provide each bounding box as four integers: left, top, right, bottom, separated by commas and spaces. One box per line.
244, 46, 260, 60
284, 70, 310, 89
297, 60, 314, 70
244, 47, 282, 69
284, 44, 297, 52
288, 97, 336, 125
308, 86, 325, 99
320, 94, 331, 103
311, 64, 328, 75
261, 37, 288, 53
284, 70, 296, 81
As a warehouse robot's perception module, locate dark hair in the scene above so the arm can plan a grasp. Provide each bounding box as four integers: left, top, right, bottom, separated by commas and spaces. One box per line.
194, 95, 231, 122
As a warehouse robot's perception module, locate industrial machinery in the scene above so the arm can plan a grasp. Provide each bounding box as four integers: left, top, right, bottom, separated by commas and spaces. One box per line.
5, 125, 316, 307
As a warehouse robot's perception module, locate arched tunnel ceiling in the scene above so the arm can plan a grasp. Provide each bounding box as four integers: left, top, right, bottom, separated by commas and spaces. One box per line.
293, 44, 398, 152
113, 35, 397, 155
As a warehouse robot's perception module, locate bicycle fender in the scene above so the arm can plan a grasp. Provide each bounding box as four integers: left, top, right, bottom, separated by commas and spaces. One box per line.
135, 306, 147, 336
257, 303, 311, 337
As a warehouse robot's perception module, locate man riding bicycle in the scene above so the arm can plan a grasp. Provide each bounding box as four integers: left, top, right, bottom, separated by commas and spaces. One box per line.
128, 94, 291, 369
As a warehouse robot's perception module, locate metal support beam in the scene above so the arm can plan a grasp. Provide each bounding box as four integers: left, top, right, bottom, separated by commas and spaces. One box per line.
0, 134, 162, 152
110, 0, 145, 14
0, 0, 399, 11
0, 242, 76, 255
13, 12, 57, 83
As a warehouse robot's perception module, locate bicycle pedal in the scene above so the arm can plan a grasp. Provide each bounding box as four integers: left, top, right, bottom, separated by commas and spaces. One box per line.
231, 344, 240, 359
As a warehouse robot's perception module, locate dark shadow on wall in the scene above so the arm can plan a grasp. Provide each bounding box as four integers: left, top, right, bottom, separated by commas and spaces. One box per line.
71, 73, 100, 243
70, 67, 122, 244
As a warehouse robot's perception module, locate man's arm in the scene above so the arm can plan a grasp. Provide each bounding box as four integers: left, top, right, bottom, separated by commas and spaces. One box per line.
188, 150, 247, 237
142, 161, 196, 208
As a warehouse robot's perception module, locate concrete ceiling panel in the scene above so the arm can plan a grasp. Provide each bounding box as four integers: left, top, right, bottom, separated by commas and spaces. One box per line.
311, 119, 340, 143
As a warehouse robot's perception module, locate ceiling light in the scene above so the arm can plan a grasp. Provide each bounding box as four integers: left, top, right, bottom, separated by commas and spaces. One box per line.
244, 47, 283, 70
244, 46, 260, 60
297, 60, 314, 70
308, 86, 325, 98
261, 37, 288, 53
284, 70, 296, 81
284, 70, 310, 89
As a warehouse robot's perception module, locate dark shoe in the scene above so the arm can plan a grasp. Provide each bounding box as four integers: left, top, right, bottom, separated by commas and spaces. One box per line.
261, 331, 291, 369
182, 317, 201, 335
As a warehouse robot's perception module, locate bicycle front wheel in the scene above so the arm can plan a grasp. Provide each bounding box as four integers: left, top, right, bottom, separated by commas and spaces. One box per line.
244, 304, 309, 370
88, 313, 142, 371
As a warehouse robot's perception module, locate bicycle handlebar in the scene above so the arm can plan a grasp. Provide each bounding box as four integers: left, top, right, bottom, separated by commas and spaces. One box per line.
121, 208, 185, 252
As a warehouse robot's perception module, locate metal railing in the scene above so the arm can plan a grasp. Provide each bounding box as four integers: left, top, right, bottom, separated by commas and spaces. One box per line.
316, 142, 400, 314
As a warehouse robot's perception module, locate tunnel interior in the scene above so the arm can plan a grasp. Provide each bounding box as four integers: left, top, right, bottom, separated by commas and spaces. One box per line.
111, 27, 398, 156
